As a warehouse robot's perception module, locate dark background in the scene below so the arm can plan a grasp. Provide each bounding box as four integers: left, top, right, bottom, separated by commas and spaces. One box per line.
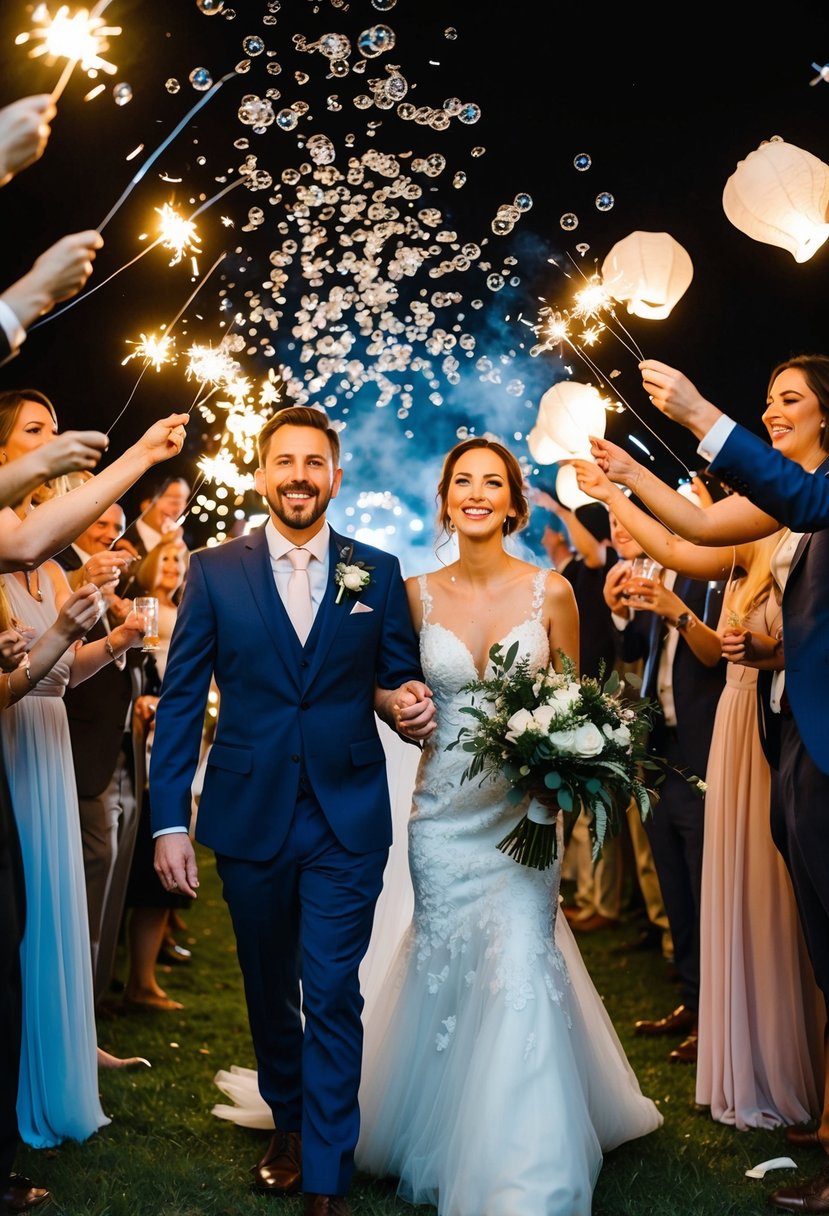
0, 1, 827, 568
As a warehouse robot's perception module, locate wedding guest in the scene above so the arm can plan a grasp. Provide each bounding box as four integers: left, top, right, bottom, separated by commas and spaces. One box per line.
0, 388, 187, 1146
629, 354, 829, 1212
575, 450, 824, 1127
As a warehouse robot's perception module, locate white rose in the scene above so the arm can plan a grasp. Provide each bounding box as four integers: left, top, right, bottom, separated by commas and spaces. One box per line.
342, 566, 367, 591
551, 682, 581, 709
505, 708, 543, 742
531, 703, 560, 732
572, 722, 605, 756
603, 722, 631, 746
549, 728, 577, 752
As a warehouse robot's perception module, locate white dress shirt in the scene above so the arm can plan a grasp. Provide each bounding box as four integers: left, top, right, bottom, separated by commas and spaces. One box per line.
0, 298, 25, 355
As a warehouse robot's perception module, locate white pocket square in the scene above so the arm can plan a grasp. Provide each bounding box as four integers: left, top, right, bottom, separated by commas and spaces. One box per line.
350, 601, 373, 614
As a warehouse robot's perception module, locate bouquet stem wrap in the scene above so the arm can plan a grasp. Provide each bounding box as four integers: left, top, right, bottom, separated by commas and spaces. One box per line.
497, 796, 560, 871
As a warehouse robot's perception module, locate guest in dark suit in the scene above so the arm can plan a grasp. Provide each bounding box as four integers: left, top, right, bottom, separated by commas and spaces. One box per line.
606, 543, 725, 1064
54, 504, 145, 1008
150, 406, 435, 1216
635, 354, 829, 1212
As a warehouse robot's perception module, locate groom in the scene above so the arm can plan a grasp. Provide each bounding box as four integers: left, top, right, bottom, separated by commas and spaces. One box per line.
150, 405, 435, 1216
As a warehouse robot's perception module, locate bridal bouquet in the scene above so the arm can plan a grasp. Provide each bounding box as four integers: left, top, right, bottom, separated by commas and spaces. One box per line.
447, 642, 659, 871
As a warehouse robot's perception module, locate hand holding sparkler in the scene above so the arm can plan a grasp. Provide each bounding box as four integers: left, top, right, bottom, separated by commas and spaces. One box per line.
1, 230, 103, 328
0, 95, 56, 186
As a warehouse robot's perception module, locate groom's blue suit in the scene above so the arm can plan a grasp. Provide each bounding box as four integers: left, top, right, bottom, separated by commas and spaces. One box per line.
708, 426, 829, 1008
149, 522, 423, 1195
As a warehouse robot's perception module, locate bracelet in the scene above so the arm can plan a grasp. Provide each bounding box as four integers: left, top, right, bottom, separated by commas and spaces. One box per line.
105, 635, 127, 670
20, 653, 32, 683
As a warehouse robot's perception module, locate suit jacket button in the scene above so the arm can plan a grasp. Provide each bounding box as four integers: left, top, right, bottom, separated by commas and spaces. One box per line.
300, 660, 309, 668
291, 754, 300, 763
300, 701, 310, 710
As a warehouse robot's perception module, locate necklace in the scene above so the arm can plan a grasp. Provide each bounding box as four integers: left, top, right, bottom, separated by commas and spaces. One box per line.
23, 570, 43, 602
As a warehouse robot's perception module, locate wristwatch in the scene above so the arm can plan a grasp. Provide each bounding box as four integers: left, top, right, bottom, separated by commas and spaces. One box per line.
674, 611, 694, 631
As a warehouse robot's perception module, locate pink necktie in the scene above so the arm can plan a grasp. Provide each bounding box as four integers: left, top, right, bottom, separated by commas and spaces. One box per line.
286, 547, 313, 644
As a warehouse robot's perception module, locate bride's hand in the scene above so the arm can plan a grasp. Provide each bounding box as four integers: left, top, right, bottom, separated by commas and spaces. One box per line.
393, 681, 436, 740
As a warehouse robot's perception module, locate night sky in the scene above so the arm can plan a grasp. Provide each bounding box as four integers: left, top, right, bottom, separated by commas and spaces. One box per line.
0, 1, 827, 572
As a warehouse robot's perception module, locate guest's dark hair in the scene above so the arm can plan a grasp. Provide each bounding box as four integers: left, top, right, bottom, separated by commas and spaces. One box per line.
257, 405, 340, 466
768, 355, 829, 452
436, 437, 529, 537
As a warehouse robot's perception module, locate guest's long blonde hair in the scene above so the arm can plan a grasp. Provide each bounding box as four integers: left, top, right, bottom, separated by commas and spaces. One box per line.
726, 529, 787, 622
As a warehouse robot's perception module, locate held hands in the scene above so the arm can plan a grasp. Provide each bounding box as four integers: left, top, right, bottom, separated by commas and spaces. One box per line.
392, 680, 436, 740
154, 832, 199, 899
0, 95, 55, 186
720, 626, 751, 664
133, 693, 158, 726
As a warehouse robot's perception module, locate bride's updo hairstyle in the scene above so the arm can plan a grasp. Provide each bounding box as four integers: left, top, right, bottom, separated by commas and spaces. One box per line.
436, 436, 529, 538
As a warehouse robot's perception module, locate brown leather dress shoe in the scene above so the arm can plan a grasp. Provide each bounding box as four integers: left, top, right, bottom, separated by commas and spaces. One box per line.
570, 913, 620, 933
770, 1164, 829, 1211
634, 1003, 697, 1036
787, 1127, 829, 1153
251, 1130, 302, 1196
2, 1175, 52, 1214
669, 1033, 698, 1064
304, 1195, 352, 1216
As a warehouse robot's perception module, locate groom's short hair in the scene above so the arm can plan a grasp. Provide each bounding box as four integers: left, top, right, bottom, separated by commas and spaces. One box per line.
258, 405, 340, 467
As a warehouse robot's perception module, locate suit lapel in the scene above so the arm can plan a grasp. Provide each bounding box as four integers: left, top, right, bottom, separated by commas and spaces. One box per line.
240, 525, 303, 687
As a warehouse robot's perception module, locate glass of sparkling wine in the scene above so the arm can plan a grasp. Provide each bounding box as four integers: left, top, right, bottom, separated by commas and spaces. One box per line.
135, 596, 160, 652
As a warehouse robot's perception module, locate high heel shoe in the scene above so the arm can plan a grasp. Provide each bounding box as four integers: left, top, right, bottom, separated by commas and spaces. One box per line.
97, 1046, 152, 1070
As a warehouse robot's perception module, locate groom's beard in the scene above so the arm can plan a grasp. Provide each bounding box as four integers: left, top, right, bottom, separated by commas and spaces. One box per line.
267, 481, 332, 532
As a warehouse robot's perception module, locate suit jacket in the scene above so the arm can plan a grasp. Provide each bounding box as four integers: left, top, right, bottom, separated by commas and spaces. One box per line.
149, 525, 423, 861
54, 544, 143, 797
711, 430, 829, 774
615, 575, 726, 781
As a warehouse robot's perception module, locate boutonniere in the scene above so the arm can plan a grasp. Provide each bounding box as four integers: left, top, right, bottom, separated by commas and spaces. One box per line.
334, 543, 374, 604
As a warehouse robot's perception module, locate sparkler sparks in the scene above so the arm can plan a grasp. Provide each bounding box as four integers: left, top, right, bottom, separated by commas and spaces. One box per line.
18, 2, 121, 101
155, 203, 202, 267
122, 332, 176, 372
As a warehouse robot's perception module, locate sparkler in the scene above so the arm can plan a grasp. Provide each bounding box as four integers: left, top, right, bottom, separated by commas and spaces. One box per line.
17, 2, 121, 104
97, 71, 238, 234
122, 332, 176, 372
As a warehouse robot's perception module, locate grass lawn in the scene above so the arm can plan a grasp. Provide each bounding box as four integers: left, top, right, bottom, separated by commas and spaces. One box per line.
15, 849, 817, 1214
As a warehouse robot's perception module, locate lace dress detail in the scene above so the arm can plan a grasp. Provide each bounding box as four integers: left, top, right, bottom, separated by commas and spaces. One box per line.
354, 567, 662, 1216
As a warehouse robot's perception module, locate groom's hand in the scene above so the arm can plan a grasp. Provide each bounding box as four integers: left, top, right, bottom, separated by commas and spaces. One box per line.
154, 831, 200, 898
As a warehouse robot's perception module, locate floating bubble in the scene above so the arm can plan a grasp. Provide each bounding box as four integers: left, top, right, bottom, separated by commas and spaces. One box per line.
371, 0, 396, 8
242, 34, 265, 55
357, 24, 395, 57
112, 82, 132, 106
444, 27, 458, 40
470, 146, 485, 157
513, 192, 533, 211
575, 242, 590, 256
595, 191, 615, 211
189, 67, 213, 91
457, 102, 481, 124
266, 61, 282, 75
275, 107, 299, 130
318, 32, 351, 59
307, 134, 336, 165
453, 171, 467, 188
197, 0, 224, 13
560, 212, 579, 231
486, 273, 504, 291
491, 218, 512, 236
235, 60, 251, 74
573, 152, 592, 171
165, 77, 181, 94
238, 96, 275, 127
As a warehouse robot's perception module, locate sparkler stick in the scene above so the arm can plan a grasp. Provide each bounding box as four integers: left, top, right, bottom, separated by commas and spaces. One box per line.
97, 71, 238, 235
18, 1, 122, 105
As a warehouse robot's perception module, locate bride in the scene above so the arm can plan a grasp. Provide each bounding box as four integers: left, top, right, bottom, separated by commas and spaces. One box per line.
214, 436, 663, 1215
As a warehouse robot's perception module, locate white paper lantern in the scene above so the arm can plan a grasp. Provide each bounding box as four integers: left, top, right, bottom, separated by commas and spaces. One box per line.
555, 463, 596, 510
600, 231, 694, 319
722, 139, 829, 263
530, 380, 607, 464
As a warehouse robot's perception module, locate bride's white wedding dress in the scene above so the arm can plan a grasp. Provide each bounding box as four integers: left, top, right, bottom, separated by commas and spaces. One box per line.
212, 570, 662, 1214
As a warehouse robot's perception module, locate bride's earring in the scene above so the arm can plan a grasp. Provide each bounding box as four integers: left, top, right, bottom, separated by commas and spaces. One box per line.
0, 451, 5, 465
447, 519, 456, 533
